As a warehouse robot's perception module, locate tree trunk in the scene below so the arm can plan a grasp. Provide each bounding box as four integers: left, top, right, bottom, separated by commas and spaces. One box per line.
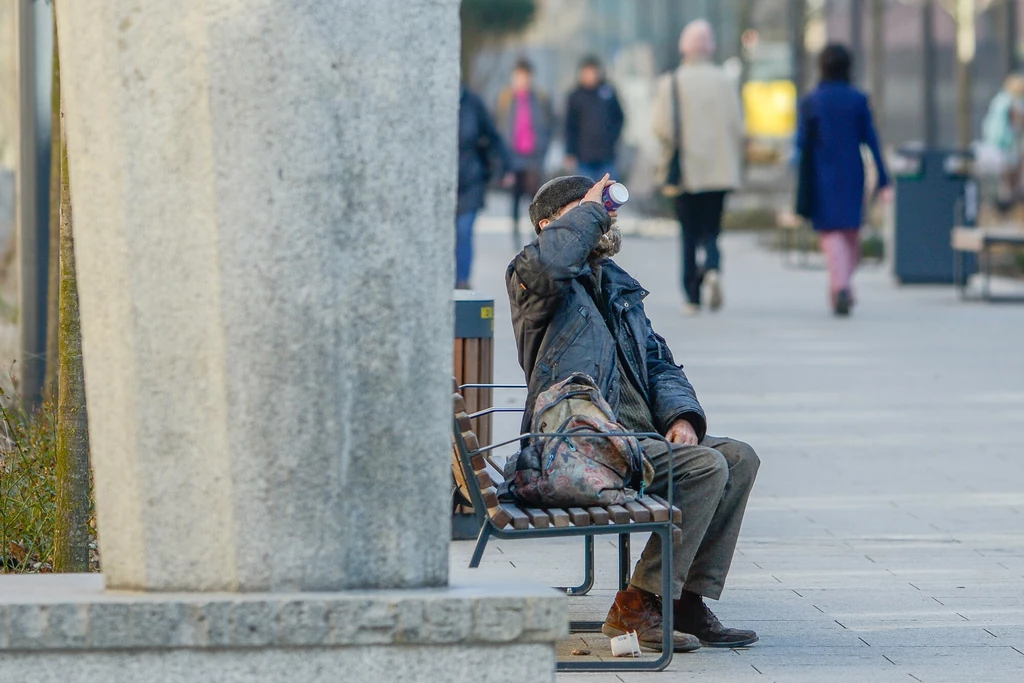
850, 0, 863, 86
954, 0, 975, 150
790, 0, 808, 98
737, 0, 755, 83
44, 23, 60, 403
52, 102, 91, 574
870, 0, 886, 138
460, 23, 483, 87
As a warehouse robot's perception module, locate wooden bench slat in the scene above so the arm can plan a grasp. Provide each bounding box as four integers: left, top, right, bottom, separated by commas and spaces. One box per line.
650, 495, 682, 524
461, 431, 480, 453
952, 225, 1024, 252
467, 452, 486, 473
524, 508, 550, 529
637, 497, 669, 522
606, 504, 631, 525
547, 509, 572, 528
567, 507, 591, 526
475, 471, 493, 490
624, 501, 651, 523
501, 504, 531, 530
451, 457, 472, 504
488, 505, 512, 529
673, 526, 683, 544
452, 393, 468, 416
586, 507, 610, 525
455, 412, 473, 435
481, 487, 500, 511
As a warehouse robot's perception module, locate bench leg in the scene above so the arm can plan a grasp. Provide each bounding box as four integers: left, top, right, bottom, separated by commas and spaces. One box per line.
468, 522, 492, 568
984, 246, 992, 301
618, 533, 631, 591
657, 525, 674, 670
558, 526, 674, 672
557, 535, 595, 597
954, 249, 965, 299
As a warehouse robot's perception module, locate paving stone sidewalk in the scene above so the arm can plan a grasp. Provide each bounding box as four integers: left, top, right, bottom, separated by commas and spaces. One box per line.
450, 229, 1024, 683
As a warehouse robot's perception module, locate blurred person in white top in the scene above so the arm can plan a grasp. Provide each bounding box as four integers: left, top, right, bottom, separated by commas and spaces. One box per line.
653, 20, 744, 315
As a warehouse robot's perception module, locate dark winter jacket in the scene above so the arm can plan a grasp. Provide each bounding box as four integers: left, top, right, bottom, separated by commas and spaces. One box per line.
506, 202, 707, 438
565, 83, 625, 165
458, 87, 510, 216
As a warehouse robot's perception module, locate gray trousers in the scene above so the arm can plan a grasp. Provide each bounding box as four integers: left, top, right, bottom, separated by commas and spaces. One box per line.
629, 436, 759, 601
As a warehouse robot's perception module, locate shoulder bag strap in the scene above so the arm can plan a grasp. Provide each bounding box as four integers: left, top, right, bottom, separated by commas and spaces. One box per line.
671, 71, 683, 157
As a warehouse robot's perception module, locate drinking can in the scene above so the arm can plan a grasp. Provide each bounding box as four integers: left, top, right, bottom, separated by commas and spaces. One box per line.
603, 183, 629, 211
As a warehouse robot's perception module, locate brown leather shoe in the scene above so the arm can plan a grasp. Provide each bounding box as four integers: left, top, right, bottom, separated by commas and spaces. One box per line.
601, 588, 701, 653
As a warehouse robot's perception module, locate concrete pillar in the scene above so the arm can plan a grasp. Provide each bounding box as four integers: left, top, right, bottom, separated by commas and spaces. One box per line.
55, 1, 457, 593
2, 3, 565, 680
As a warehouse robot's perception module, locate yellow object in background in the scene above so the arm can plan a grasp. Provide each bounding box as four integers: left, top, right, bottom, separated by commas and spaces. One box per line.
743, 80, 797, 138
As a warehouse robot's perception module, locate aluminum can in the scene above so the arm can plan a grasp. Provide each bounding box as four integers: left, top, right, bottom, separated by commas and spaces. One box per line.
603, 183, 629, 211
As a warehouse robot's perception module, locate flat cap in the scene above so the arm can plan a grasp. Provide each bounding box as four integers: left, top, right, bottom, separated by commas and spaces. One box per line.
529, 175, 594, 233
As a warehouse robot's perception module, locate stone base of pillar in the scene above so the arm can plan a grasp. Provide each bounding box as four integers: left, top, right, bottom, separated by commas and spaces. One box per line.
0, 576, 565, 683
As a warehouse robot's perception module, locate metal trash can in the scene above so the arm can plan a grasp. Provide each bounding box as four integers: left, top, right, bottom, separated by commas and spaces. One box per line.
893, 148, 978, 284
452, 290, 494, 540
453, 290, 495, 446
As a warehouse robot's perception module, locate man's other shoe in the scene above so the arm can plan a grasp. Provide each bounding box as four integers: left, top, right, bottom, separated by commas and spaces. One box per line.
703, 270, 723, 311
673, 594, 758, 648
602, 588, 701, 653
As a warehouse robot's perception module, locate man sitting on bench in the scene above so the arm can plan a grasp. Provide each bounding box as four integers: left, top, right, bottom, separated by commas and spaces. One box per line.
506, 174, 760, 652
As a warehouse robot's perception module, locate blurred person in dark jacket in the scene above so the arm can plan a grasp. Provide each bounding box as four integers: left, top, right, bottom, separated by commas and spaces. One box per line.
564, 56, 625, 181
796, 44, 890, 316
457, 85, 512, 289
506, 174, 760, 653
496, 58, 555, 246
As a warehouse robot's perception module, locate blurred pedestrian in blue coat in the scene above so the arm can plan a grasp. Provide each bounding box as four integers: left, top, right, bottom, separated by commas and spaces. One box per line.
457, 86, 511, 289
796, 44, 891, 316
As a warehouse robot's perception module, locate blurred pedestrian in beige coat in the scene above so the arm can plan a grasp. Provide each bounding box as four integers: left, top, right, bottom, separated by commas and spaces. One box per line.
653, 20, 744, 314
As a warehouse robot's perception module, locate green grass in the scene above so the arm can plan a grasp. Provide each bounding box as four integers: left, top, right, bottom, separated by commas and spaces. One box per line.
0, 396, 57, 573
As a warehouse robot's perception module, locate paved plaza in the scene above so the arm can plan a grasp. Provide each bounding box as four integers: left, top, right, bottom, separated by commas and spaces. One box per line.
450, 227, 1024, 682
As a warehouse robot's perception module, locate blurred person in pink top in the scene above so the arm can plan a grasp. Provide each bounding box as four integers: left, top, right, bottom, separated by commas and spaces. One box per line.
496, 58, 555, 246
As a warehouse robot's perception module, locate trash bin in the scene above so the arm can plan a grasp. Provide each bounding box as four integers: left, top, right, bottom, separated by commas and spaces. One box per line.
452, 290, 494, 540
893, 148, 978, 284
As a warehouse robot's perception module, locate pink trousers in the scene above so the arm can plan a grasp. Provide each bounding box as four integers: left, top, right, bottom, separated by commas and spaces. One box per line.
818, 229, 860, 304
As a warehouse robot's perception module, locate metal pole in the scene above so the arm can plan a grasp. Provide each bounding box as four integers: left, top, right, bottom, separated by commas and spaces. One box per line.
923, 0, 939, 147
1007, 0, 1019, 74
955, 0, 976, 149
851, 0, 864, 86
707, 0, 721, 61
790, 0, 807, 97
870, 0, 887, 139
15, 0, 53, 409
666, 0, 683, 69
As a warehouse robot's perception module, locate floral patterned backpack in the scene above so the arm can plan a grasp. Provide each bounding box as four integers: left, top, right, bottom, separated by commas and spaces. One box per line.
507, 373, 654, 507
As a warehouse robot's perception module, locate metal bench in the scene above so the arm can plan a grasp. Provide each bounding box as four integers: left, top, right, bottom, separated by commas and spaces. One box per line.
451, 383, 682, 672
952, 225, 1024, 301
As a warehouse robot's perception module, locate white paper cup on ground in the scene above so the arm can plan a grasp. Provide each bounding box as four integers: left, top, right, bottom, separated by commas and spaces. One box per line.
609, 631, 642, 657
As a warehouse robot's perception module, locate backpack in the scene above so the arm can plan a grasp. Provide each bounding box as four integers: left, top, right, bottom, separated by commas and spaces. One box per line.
507, 373, 655, 507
